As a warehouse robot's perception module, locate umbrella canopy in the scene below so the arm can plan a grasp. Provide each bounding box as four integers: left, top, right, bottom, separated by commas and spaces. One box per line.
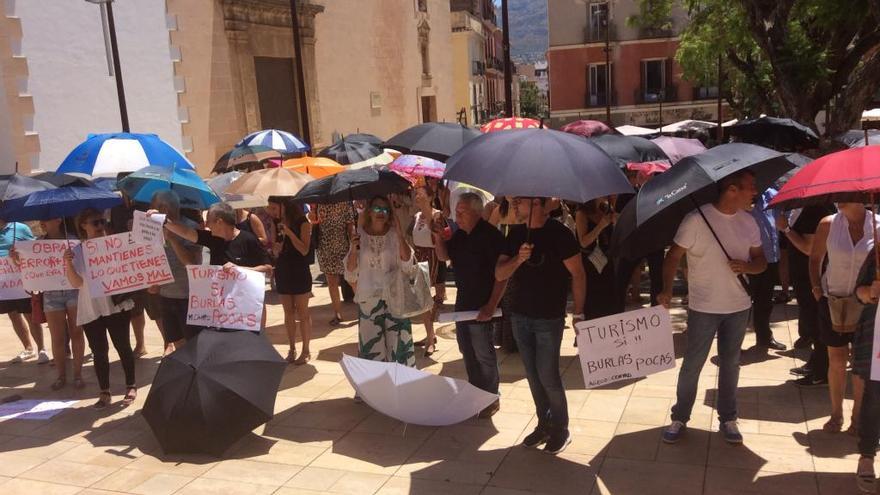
651, 136, 707, 164
0, 186, 121, 222
292, 168, 411, 204
344, 133, 384, 145
611, 143, 794, 259
119, 165, 220, 210
835, 130, 880, 148
659, 119, 717, 134
56, 133, 194, 177
92, 177, 118, 192
31, 172, 93, 188
206, 171, 243, 195
560, 119, 613, 137
224, 167, 313, 198
443, 128, 633, 203
212, 145, 282, 174
340, 355, 498, 426
384, 122, 481, 161
236, 129, 309, 154
728, 116, 819, 151
616, 124, 658, 137
481, 117, 541, 133
0, 174, 57, 202
588, 134, 669, 168
348, 150, 397, 170
775, 153, 812, 189
282, 156, 345, 178
388, 154, 445, 179
142, 330, 286, 456
318, 137, 384, 165
769, 146, 880, 210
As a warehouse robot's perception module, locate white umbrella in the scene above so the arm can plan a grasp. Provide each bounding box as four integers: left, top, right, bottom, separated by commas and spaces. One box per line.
348, 150, 397, 169
616, 124, 658, 136
863, 108, 880, 122
659, 119, 716, 134
340, 355, 498, 426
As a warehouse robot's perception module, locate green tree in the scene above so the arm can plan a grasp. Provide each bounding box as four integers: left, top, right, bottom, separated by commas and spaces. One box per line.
631, 0, 880, 136
519, 81, 542, 119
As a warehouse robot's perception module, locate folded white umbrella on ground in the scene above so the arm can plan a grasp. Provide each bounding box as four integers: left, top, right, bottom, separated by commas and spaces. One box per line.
340, 355, 498, 426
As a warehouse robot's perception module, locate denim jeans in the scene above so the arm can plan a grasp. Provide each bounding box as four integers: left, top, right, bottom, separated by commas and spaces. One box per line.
511, 313, 568, 434
671, 308, 750, 424
456, 321, 499, 394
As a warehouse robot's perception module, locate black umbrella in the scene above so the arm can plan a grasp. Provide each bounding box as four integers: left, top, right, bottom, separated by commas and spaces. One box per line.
443, 128, 633, 203
728, 116, 819, 151
31, 172, 93, 188
611, 143, 794, 260
587, 134, 669, 168
345, 133, 383, 146
142, 330, 286, 456
835, 130, 880, 148
0, 174, 57, 202
291, 167, 412, 204
775, 153, 812, 188
384, 122, 481, 161
318, 137, 384, 165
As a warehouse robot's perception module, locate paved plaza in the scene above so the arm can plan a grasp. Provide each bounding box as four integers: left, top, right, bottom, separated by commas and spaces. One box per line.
0, 281, 864, 495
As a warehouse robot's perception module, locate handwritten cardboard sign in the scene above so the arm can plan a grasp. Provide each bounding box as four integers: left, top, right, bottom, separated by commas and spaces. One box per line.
0, 257, 27, 300
186, 265, 265, 332
575, 305, 675, 388
83, 232, 174, 296
132, 210, 166, 246
16, 240, 81, 292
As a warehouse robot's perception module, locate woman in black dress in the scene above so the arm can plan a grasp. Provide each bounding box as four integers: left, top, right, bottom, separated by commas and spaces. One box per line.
575, 198, 618, 323
271, 199, 313, 364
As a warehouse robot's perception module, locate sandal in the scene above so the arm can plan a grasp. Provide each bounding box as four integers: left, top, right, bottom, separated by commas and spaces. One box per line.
286, 349, 297, 363
73, 377, 85, 390
414, 337, 437, 348
823, 416, 844, 433
94, 391, 112, 409
122, 387, 137, 407
133, 348, 147, 358
424, 343, 436, 357
328, 316, 342, 327
51, 377, 66, 391
294, 353, 311, 365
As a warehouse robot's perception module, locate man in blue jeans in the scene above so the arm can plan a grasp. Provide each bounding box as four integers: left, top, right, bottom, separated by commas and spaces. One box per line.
657, 170, 766, 444
496, 197, 586, 454
433, 193, 506, 417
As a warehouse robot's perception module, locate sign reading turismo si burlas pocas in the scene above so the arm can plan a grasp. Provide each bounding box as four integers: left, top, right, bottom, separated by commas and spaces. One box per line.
0, 257, 27, 300
16, 240, 81, 292
575, 305, 675, 388
186, 265, 265, 332
83, 233, 173, 296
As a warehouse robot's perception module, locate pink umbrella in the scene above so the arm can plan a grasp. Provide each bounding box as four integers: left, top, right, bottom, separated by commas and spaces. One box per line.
626, 161, 671, 186
650, 136, 706, 164
388, 154, 445, 179
559, 120, 613, 137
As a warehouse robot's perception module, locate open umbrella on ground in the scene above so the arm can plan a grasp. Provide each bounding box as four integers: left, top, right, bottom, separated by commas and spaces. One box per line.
119, 165, 220, 210
388, 154, 445, 179
282, 156, 345, 178
835, 130, 880, 148
56, 133, 195, 177
143, 329, 286, 456
728, 116, 819, 151
616, 124, 658, 137
318, 137, 383, 165
651, 136, 707, 164
224, 167, 313, 199
212, 145, 282, 174
0, 185, 121, 222
481, 117, 541, 133
292, 167, 411, 204
587, 134, 670, 169
31, 172, 93, 188
340, 355, 497, 426
443, 128, 633, 203
384, 122, 481, 161
611, 143, 794, 261
236, 129, 309, 155
559, 119, 613, 137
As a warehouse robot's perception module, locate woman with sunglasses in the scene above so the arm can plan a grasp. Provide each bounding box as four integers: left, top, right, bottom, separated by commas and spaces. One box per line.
63, 209, 136, 408
345, 196, 415, 367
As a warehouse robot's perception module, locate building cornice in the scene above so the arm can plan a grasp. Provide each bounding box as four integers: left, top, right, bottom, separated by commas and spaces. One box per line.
548, 36, 681, 51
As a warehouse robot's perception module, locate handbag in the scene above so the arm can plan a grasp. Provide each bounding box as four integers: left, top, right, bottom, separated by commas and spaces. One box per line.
385, 260, 433, 319
827, 294, 863, 334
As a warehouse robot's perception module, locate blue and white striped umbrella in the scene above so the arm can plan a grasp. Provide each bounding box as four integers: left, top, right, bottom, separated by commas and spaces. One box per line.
236, 129, 309, 154
57, 133, 195, 178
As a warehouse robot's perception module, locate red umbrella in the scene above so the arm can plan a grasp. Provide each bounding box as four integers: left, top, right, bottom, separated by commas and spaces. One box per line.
480, 117, 541, 133
559, 119, 613, 137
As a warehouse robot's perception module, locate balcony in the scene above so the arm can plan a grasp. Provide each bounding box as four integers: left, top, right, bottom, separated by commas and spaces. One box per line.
584, 23, 616, 43
692, 86, 719, 100
638, 25, 674, 39
472, 60, 485, 76
634, 85, 678, 105
586, 91, 617, 108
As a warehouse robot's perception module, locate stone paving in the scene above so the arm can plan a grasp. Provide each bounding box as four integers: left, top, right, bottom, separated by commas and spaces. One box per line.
0, 281, 866, 495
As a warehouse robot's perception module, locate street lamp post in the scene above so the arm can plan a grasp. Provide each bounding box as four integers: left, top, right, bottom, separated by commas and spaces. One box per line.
86, 0, 129, 132
603, 12, 611, 125
289, 0, 312, 149
501, 0, 513, 117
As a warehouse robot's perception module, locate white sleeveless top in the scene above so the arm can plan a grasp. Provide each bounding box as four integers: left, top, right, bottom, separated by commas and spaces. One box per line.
822, 212, 877, 297
411, 211, 435, 248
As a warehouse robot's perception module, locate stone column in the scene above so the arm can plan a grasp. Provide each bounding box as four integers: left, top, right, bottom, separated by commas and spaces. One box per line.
298, 3, 324, 146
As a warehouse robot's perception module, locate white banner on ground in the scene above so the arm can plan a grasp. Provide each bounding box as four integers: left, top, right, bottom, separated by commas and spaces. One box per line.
575, 305, 675, 388
0, 257, 27, 300
186, 265, 265, 332
132, 210, 165, 246
0, 399, 79, 421
83, 233, 174, 296
16, 240, 81, 292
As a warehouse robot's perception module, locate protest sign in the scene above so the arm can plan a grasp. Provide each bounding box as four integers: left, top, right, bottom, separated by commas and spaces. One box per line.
186, 265, 265, 332
0, 257, 27, 300
132, 210, 166, 246
83, 232, 173, 296
575, 305, 675, 388
16, 240, 81, 292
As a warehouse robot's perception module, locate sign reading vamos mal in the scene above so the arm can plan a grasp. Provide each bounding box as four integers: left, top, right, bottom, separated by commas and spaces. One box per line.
83, 233, 173, 296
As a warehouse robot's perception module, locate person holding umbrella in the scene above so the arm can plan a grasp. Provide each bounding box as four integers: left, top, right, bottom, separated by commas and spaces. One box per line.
658, 170, 767, 444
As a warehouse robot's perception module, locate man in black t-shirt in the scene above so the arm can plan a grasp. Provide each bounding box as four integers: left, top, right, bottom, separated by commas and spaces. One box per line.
434, 193, 506, 418
496, 197, 586, 455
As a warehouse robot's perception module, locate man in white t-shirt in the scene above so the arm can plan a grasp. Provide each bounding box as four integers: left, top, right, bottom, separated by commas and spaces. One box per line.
657, 169, 766, 445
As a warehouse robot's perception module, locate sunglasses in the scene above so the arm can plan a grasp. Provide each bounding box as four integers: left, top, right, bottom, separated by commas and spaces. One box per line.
371, 206, 390, 214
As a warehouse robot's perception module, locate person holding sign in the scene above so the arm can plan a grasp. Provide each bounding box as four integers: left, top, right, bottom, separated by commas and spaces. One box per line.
657, 170, 766, 445
495, 197, 585, 455
63, 209, 136, 409
0, 218, 47, 365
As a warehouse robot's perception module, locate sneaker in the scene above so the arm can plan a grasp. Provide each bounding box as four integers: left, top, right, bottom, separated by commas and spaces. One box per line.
857, 456, 876, 493
478, 400, 500, 419
543, 431, 572, 455
794, 375, 828, 388
522, 427, 550, 448
720, 420, 743, 444
10, 349, 35, 363
662, 420, 686, 444
37, 350, 50, 364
